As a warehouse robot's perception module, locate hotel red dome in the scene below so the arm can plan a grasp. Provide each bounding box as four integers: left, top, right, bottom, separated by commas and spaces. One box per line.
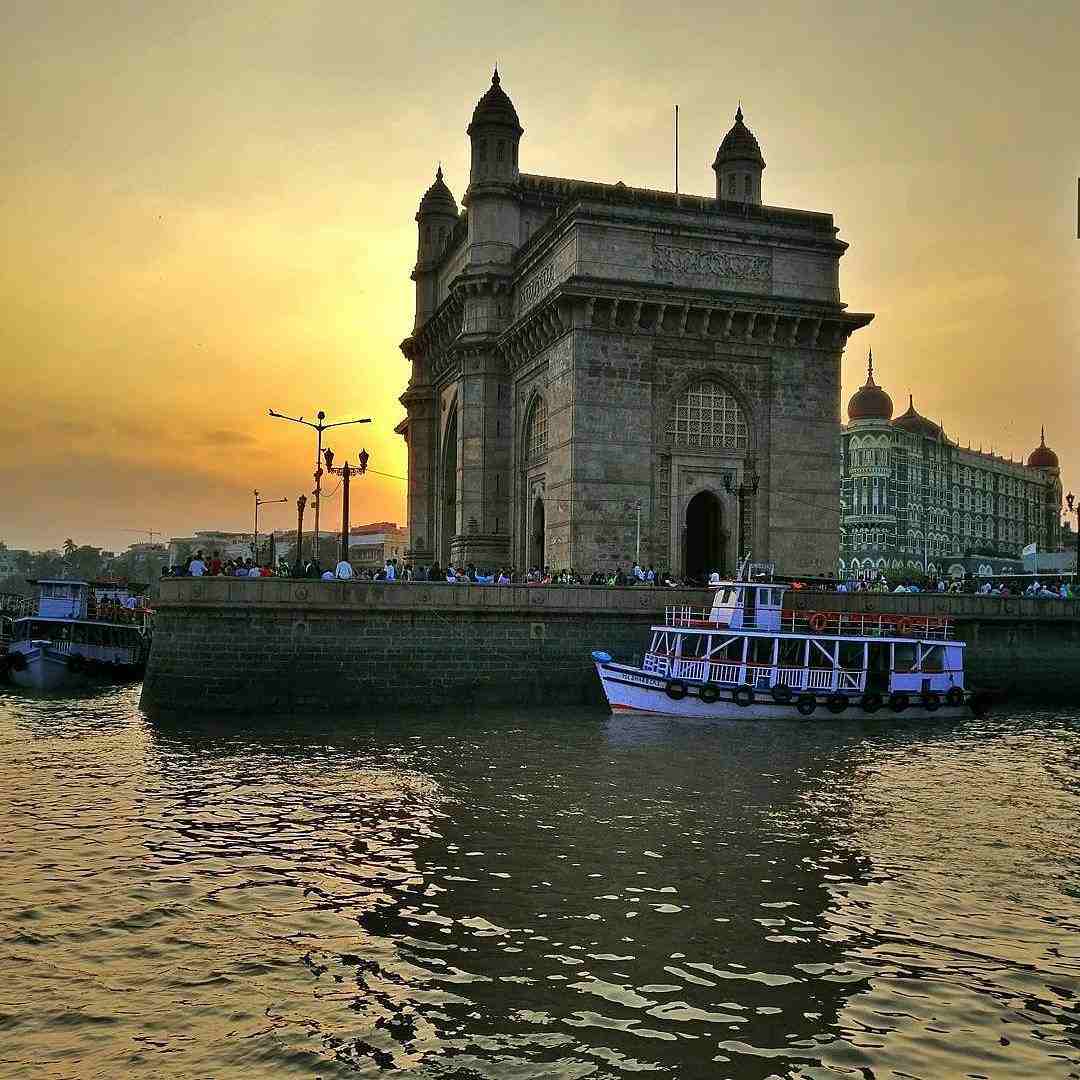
847, 352, 893, 421
1027, 428, 1059, 469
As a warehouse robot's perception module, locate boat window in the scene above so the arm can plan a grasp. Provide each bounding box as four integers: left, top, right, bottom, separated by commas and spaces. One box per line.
712, 637, 745, 663
838, 642, 865, 670
893, 643, 917, 672
682, 634, 708, 658
808, 639, 835, 667
747, 637, 775, 665
920, 645, 945, 672
777, 638, 804, 666
718, 588, 736, 605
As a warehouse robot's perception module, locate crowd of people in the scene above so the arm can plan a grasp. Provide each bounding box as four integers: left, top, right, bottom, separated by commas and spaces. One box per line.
164, 552, 699, 586
838, 573, 1078, 599
163, 551, 1077, 598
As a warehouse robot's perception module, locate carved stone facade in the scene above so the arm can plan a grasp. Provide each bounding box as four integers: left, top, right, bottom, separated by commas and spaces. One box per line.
398, 72, 873, 576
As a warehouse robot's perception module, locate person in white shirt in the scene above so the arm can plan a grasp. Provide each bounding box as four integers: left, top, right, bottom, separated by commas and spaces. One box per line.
385, 559, 396, 582
321, 570, 334, 581
189, 557, 206, 576
335, 559, 354, 580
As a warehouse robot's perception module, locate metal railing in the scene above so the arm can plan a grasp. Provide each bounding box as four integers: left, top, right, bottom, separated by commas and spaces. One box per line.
662, 607, 954, 640
646, 653, 870, 693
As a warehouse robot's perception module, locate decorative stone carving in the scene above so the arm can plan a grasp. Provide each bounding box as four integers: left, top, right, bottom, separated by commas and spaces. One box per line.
652, 242, 771, 283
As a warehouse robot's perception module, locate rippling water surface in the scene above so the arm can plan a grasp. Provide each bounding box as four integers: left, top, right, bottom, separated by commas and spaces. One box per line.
1, 687, 1079, 1078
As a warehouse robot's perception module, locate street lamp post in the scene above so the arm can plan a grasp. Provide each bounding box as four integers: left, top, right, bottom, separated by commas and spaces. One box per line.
724, 468, 760, 565
634, 500, 642, 565
1067, 492, 1080, 577
267, 409, 372, 566
295, 494, 307, 568
253, 489, 287, 562
322, 447, 370, 564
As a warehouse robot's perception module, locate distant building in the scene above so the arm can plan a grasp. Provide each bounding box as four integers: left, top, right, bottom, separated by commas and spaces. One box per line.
841, 355, 1063, 579
167, 532, 250, 565
0, 549, 29, 578
347, 522, 410, 569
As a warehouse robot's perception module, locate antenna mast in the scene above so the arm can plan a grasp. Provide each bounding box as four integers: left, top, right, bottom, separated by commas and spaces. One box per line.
674, 105, 679, 195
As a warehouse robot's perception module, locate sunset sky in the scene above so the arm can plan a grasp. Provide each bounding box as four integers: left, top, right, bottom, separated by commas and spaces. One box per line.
2, 1, 1077, 553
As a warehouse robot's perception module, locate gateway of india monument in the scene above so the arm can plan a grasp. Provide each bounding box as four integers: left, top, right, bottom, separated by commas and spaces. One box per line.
397, 70, 873, 577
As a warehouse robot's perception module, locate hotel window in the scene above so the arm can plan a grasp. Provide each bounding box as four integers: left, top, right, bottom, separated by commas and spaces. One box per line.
668, 383, 749, 449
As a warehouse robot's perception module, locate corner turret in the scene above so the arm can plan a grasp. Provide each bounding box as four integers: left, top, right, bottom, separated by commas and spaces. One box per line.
412, 165, 458, 329
712, 104, 765, 205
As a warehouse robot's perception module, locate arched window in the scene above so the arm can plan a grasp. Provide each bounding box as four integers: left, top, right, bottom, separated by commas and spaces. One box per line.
525, 396, 547, 461
668, 383, 748, 449
744, 175, 752, 197
727, 174, 736, 197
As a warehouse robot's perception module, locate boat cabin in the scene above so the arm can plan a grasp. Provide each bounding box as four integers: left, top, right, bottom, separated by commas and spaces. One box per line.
36, 580, 90, 620
708, 582, 786, 631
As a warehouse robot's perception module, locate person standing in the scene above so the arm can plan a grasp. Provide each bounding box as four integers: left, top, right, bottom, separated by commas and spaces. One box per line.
335, 558, 354, 580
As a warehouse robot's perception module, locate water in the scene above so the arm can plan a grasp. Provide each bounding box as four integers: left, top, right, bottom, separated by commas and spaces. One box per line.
1, 689, 1079, 1079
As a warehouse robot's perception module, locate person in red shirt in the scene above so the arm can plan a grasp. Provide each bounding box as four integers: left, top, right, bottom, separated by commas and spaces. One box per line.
209, 552, 223, 576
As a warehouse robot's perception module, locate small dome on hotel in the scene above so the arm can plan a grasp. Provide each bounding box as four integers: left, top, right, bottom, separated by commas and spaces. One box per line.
892, 394, 944, 439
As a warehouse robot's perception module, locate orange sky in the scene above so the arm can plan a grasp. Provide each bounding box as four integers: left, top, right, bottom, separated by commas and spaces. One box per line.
1, 1, 1077, 552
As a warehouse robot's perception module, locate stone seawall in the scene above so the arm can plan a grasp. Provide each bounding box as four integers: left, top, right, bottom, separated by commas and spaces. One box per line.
141, 580, 1080, 715
141, 578, 715, 715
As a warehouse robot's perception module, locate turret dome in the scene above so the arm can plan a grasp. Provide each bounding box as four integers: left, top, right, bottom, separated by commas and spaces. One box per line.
712, 105, 765, 169
418, 165, 457, 217
847, 351, 893, 421
468, 67, 522, 134
1027, 427, 1059, 469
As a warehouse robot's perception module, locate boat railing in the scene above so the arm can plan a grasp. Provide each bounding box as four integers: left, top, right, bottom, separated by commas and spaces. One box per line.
663, 607, 954, 640
648, 653, 869, 693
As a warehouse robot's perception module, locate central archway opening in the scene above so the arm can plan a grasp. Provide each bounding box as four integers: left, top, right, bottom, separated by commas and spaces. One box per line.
530, 496, 545, 570
685, 490, 724, 582
440, 409, 457, 566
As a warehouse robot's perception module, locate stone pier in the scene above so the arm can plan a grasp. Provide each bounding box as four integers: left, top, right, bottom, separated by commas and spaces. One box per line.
141, 579, 1080, 715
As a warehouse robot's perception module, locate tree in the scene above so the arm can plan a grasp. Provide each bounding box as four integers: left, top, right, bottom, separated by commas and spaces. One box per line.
62, 538, 77, 558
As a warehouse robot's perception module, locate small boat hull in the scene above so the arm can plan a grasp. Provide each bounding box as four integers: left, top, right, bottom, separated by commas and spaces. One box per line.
5, 642, 143, 692
8, 646, 82, 692
596, 661, 974, 722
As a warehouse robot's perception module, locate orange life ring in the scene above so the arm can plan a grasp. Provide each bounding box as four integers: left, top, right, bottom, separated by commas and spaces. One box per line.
808, 612, 828, 634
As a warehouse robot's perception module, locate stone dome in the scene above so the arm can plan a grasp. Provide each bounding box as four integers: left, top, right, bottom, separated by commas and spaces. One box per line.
1027, 427, 1059, 469
418, 165, 457, 216
468, 68, 522, 133
892, 395, 944, 439
712, 105, 765, 169
847, 351, 893, 421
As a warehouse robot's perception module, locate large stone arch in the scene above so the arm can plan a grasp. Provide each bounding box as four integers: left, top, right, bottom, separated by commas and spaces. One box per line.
438, 399, 458, 566
661, 377, 756, 577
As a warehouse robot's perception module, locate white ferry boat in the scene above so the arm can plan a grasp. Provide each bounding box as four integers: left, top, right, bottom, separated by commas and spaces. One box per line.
2, 580, 150, 691
592, 571, 986, 721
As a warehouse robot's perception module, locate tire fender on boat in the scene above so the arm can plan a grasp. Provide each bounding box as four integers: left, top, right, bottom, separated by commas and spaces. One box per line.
861, 691, 883, 714
889, 691, 910, 712
795, 694, 817, 716
826, 693, 848, 714
8, 652, 27, 672
699, 683, 720, 704
921, 690, 941, 712
67, 654, 85, 673
770, 683, 793, 704
945, 687, 964, 708
665, 680, 688, 701
733, 686, 755, 708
